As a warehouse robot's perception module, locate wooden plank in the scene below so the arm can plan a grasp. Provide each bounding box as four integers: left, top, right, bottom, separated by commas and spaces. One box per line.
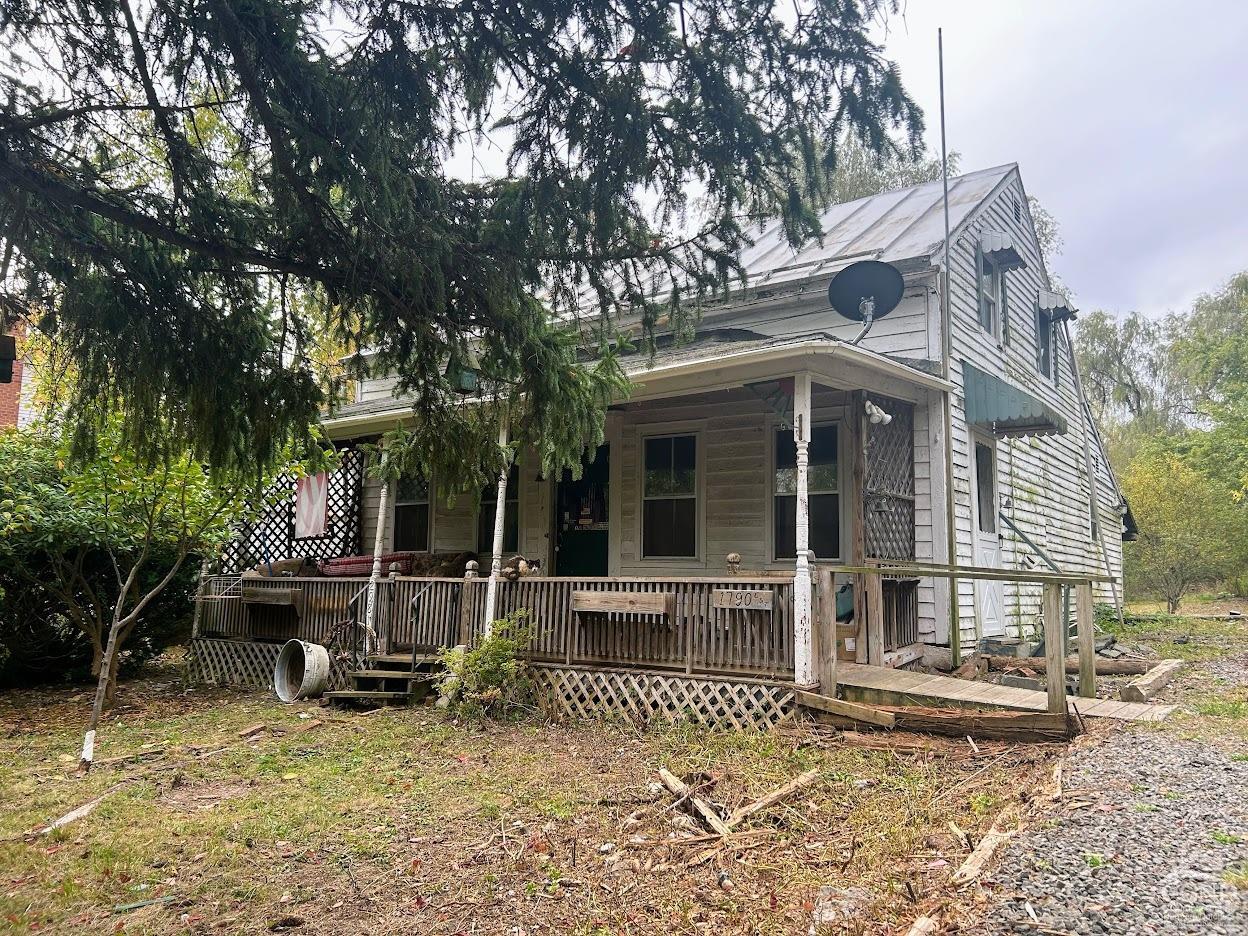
711, 589, 773, 612
658, 767, 731, 836
984, 654, 1151, 676
1042, 582, 1066, 715
866, 572, 885, 667
835, 663, 1176, 722
794, 689, 896, 728
815, 569, 838, 694
1076, 582, 1096, 699
572, 591, 671, 615
881, 707, 1076, 742
241, 587, 302, 607
952, 827, 1014, 884
725, 769, 820, 828
1120, 659, 1184, 703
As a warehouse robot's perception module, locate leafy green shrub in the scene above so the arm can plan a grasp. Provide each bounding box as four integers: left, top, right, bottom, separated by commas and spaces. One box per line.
436, 610, 535, 719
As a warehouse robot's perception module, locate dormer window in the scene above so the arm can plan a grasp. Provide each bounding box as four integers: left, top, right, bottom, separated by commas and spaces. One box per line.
975, 232, 1026, 342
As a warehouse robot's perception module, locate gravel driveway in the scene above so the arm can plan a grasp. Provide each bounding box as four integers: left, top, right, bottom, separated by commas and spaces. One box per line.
979, 730, 1247, 935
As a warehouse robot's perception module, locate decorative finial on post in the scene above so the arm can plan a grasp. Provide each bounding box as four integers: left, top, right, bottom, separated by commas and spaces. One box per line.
464, 560, 478, 580
726, 552, 742, 575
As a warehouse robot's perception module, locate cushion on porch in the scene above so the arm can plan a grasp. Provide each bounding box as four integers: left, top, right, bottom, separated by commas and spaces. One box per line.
317, 552, 417, 577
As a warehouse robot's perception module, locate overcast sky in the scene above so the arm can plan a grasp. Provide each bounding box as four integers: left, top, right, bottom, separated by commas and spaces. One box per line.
877, 0, 1248, 319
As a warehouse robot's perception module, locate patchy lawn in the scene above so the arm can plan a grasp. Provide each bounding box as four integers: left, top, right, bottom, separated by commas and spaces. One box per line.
1, 659, 1062, 936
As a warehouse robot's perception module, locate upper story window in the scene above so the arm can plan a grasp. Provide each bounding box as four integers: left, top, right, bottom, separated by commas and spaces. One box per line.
477, 463, 520, 555
976, 243, 1005, 340
975, 232, 1026, 343
394, 472, 431, 552
642, 434, 698, 558
1035, 307, 1054, 379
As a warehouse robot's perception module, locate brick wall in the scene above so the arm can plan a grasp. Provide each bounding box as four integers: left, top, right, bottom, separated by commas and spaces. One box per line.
0, 332, 22, 428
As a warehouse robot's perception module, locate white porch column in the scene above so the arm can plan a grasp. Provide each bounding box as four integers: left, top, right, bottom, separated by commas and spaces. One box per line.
364, 476, 391, 658
792, 372, 816, 687
482, 418, 511, 635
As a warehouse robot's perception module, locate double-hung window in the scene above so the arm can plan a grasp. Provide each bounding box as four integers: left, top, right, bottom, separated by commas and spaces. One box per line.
773, 424, 840, 560
976, 242, 1006, 341
1035, 307, 1054, 379
642, 434, 698, 558
477, 463, 519, 555
393, 472, 431, 552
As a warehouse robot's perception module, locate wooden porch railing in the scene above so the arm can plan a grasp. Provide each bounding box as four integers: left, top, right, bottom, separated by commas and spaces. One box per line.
197, 572, 799, 680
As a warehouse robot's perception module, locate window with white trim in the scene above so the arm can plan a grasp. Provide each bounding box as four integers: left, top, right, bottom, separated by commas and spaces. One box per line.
393, 472, 431, 552
976, 242, 1006, 340
642, 434, 697, 558
1035, 306, 1054, 380
773, 424, 840, 560
477, 463, 519, 554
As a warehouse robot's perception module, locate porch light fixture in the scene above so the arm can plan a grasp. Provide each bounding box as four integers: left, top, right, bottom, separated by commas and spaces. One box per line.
864, 399, 892, 426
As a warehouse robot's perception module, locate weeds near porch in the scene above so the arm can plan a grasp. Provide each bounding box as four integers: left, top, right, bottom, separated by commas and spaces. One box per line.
436, 610, 536, 719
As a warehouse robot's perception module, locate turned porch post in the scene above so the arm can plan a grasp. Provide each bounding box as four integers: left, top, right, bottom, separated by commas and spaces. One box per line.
364, 475, 391, 658
792, 372, 816, 687
482, 418, 511, 635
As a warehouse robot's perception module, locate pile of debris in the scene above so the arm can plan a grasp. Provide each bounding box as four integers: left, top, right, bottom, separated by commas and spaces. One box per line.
600, 765, 820, 886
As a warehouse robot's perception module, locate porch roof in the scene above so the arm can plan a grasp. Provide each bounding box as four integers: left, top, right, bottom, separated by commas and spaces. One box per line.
961, 361, 1069, 438
321, 332, 951, 438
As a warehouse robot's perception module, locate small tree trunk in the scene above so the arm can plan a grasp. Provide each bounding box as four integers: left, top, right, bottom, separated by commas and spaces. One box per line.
78, 616, 124, 773
89, 638, 104, 678
1167, 595, 1180, 614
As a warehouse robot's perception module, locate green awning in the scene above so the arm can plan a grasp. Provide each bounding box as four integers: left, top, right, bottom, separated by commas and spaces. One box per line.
962, 361, 1068, 438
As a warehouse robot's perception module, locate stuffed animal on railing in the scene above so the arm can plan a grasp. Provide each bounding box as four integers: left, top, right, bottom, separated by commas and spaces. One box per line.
500, 555, 543, 581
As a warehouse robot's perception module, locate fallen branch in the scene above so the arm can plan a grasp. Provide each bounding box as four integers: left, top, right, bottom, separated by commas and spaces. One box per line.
658, 767, 730, 836
725, 769, 820, 829
952, 827, 1015, 885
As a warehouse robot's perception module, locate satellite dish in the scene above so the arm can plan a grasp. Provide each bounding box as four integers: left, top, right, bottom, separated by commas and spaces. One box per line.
827, 260, 905, 322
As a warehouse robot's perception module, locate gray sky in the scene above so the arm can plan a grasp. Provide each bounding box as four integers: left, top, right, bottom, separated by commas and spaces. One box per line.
877, 0, 1248, 319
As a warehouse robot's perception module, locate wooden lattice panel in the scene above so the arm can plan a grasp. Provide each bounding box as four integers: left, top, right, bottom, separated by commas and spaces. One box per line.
532, 666, 795, 732
187, 638, 349, 692
865, 398, 916, 561
218, 449, 365, 575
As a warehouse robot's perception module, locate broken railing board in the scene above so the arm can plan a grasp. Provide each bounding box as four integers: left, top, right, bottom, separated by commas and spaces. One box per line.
1120, 658, 1184, 703
794, 690, 896, 728
657, 767, 731, 836
725, 769, 820, 828
984, 655, 1151, 676
952, 826, 1015, 884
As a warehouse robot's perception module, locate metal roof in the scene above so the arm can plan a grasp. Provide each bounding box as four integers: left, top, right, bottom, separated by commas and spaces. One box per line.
733, 164, 1017, 291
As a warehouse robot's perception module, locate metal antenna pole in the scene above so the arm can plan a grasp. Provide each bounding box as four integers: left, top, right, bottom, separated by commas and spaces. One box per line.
938, 27, 962, 665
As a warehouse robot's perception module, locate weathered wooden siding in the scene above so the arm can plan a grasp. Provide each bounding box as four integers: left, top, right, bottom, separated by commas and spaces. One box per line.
944, 172, 1124, 648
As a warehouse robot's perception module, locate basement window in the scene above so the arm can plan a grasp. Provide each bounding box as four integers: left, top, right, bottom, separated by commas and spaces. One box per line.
393, 473, 431, 552
642, 434, 698, 558
477, 463, 519, 555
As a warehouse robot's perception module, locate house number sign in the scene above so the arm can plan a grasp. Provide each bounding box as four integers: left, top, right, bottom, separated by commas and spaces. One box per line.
711, 589, 774, 612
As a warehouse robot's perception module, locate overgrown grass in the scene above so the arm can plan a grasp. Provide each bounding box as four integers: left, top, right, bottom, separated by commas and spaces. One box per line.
0, 665, 1057, 935
1102, 611, 1247, 662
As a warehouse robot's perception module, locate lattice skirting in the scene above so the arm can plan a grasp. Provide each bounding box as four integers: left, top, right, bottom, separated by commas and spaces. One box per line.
187, 638, 349, 692
532, 665, 796, 732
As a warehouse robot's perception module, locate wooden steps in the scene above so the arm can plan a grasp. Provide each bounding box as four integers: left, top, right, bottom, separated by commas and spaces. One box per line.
325, 653, 442, 707
835, 663, 1175, 722
325, 689, 412, 703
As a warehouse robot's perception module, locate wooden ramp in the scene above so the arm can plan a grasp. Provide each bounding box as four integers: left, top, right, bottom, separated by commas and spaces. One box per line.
837, 663, 1175, 722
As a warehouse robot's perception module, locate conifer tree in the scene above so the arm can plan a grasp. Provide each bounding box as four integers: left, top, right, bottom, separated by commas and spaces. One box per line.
0, 0, 920, 484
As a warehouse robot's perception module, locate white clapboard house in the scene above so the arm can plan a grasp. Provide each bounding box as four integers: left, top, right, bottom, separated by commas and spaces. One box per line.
191, 164, 1130, 724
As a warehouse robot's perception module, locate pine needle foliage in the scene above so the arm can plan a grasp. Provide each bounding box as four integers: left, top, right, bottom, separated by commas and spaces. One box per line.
0, 0, 921, 480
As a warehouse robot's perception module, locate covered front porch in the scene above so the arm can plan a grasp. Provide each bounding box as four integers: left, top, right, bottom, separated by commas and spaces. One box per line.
190, 334, 951, 716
